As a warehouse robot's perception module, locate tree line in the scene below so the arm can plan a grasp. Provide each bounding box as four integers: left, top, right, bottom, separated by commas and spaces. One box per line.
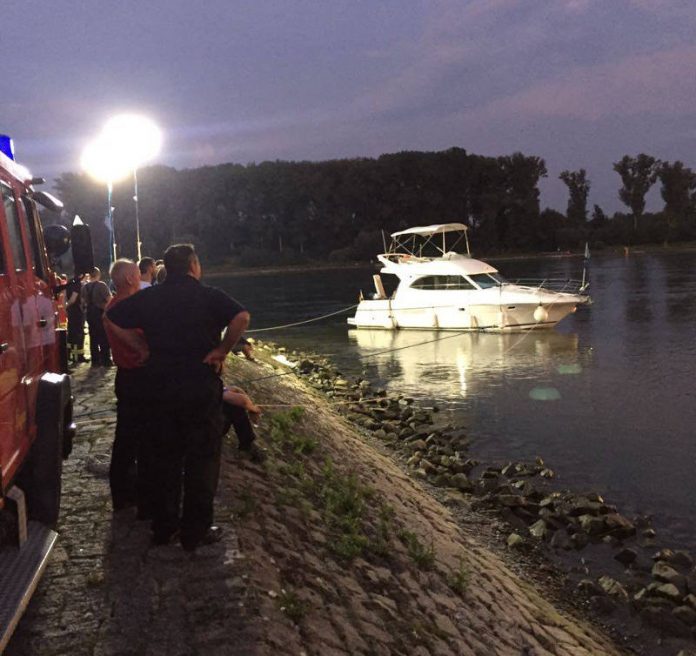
50, 147, 696, 268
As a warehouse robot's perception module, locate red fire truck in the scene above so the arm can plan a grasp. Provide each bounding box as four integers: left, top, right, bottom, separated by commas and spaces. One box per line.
0, 135, 90, 649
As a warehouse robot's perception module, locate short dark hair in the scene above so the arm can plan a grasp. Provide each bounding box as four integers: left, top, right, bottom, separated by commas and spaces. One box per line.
138, 256, 155, 274
163, 244, 197, 276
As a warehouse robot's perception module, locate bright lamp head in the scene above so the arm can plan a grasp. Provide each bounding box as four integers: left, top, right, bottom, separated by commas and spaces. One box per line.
80, 137, 133, 184
102, 114, 162, 166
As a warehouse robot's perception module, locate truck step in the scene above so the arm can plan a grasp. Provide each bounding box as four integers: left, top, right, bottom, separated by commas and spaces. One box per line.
0, 522, 57, 652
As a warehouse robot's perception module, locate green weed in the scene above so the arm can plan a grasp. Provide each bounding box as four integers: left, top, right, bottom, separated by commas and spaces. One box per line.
235, 489, 257, 519
368, 504, 395, 557
447, 556, 470, 594
318, 459, 374, 561
277, 588, 308, 624
398, 529, 435, 570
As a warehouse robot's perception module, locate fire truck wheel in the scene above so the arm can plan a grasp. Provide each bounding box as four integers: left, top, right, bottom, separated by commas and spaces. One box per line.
20, 374, 71, 529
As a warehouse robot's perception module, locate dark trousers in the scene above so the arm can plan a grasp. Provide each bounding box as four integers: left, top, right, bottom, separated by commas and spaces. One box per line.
110, 369, 154, 514
67, 310, 85, 349
86, 306, 111, 365
222, 403, 256, 448
148, 375, 224, 545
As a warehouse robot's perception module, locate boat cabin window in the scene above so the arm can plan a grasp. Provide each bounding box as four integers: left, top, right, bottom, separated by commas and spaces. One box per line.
468, 272, 505, 288
410, 275, 476, 290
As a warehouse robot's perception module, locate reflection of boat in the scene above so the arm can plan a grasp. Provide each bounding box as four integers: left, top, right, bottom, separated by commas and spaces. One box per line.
349, 329, 581, 398
347, 224, 590, 332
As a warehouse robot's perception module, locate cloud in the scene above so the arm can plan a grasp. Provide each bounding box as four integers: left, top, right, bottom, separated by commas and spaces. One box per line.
629, 0, 690, 11
468, 45, 696, 122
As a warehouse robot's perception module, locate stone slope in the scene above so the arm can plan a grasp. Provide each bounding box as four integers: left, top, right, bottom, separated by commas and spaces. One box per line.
227, 354, 627, 656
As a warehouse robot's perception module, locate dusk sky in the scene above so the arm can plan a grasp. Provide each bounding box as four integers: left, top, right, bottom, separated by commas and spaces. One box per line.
4, 0, 696, 213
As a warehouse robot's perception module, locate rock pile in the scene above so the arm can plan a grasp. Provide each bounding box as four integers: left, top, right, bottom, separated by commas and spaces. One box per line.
258, 342, 696, 642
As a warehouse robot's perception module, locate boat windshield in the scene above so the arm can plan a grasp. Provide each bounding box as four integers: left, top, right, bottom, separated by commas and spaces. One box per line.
468, 272, 505, 288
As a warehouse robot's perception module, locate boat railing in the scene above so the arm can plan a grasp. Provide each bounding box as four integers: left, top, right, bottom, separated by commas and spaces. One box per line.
379, 252, 431, 264
506, 278, 589, 295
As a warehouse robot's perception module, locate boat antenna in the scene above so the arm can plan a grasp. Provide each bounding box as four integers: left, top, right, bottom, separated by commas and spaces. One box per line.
580, 242, 590, 291
464, 227, 471, 256
381, 229, 387, 253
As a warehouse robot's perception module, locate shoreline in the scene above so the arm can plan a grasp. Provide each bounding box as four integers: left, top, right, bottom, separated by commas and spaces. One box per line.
238, 339, 696, 655
202, 241, 696, 278
224, 347, 630, 655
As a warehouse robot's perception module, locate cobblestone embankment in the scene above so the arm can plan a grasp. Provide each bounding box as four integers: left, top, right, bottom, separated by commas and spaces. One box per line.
8, 357, 629, 656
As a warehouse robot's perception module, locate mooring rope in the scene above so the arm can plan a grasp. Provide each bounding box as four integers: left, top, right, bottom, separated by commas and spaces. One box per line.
246, 303, 359, 333
73, 290, 582, 421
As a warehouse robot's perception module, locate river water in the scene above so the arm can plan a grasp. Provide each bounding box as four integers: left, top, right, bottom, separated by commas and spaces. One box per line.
210, 251, 696, 552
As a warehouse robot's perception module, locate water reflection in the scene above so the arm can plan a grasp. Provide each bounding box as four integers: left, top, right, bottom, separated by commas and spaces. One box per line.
217, 252, 696, 550
348, 329, 581, 401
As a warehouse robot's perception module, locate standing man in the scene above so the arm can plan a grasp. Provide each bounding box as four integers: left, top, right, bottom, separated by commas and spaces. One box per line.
138, 257, 156, 289
106, 244, 250, 551
65, 272, 87, 364
103, 259, 151, 514
81, 266, 112, 367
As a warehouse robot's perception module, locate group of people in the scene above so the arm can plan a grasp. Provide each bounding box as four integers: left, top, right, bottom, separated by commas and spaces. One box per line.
90, 243, 261, 551
64, 257, 167, 367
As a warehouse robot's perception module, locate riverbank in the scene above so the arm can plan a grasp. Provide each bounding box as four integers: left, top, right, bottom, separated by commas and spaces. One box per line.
202, 240, 696, 279
237, 340, 696, 655
7, 348, 693, 655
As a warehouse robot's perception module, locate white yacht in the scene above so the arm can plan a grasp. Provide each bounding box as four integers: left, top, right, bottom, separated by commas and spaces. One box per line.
347, 223, 590, 332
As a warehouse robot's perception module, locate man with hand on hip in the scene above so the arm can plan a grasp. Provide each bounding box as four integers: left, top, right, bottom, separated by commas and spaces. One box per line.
106, 244, 249, 551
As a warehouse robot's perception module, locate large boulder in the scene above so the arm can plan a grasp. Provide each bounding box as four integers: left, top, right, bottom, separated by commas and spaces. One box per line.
653, 549, 694, 572
598, 576, 628, 601
672, 605, 696, 627
529, 519, 548, 539
614, 548, 638, 566
450, 473, 473, 492
578, 514, 606, 536
603, 512, 636, 539
653, 561, 687, 591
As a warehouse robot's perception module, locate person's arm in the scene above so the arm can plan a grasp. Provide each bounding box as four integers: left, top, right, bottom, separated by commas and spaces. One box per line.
223, 388, 260, 413
103, 317, 149, 365
66, 291, 79, 308
97, 283, 112, 310
203, 311, 250, 371
80, 285, 88, 313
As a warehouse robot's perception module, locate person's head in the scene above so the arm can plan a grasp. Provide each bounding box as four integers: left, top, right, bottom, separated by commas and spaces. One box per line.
90, 266, 101, 281
155, 264, 167, 284
163, 243, 200, 279
138, 256, 156, 282
109, 258, 140, 297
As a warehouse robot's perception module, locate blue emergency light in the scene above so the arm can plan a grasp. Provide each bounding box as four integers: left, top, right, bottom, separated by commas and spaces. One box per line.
0, 135, 15, 160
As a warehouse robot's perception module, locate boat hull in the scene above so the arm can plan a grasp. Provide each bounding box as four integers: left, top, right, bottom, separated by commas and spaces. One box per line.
347, 299, 581, 332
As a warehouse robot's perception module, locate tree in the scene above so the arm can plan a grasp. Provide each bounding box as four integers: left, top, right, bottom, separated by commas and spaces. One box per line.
658, 161, 696, 243
559, 169, 590, 223
497, 153, 547, 250
613, 154, 660, 231
591, 205, 607, 224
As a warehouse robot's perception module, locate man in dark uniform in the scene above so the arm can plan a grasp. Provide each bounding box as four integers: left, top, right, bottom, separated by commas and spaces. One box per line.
65, 272, 86, 364
105, 244, 249, 551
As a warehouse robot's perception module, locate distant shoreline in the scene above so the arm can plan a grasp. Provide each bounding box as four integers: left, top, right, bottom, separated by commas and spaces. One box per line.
203, 241, 696, 278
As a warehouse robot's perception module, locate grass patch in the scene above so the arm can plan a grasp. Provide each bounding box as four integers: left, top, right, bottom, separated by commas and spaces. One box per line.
267, 410, 389, 563
319, 459, 374, 561
277, 588, 308, 624
447, 556, 470, 594
269, 408, 318, 455
367, 503, 395, 558
398, 529, 436, 570
234, 489, 257, 519
86, 570, 105, 587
